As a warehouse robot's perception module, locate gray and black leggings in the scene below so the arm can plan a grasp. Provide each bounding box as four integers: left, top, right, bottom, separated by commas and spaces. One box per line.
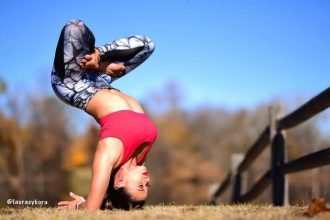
51, 19, 155, 110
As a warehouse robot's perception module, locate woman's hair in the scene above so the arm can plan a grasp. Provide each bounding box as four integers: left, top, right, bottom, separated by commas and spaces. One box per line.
101, 171, 146, 210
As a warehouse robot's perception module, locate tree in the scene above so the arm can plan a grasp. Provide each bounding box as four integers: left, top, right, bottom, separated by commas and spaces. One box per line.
0, 77, 7, 94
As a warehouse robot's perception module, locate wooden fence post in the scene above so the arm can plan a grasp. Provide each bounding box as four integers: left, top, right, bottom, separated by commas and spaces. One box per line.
271, 132, 285, 206
270, 106, 285, 206
231, 154, 244, 203
232, 174, 241, 203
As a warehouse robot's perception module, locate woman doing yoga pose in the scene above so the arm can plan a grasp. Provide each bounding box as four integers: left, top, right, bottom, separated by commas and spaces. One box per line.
52, 19, 156, 211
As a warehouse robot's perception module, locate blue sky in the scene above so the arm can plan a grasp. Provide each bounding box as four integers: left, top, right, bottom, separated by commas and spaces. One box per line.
0, 0, 329, 111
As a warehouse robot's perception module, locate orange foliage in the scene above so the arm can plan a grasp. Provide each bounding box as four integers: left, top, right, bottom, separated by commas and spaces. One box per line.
306, 198, 330, 217
63, 136, 89, 169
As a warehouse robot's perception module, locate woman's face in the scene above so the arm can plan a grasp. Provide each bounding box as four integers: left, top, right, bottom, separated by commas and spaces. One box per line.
123, 165, 151, 201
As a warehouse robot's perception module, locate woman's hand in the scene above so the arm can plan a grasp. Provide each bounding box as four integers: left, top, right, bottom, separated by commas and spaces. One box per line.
58, 192, 86, 210
80, 49, 101, 70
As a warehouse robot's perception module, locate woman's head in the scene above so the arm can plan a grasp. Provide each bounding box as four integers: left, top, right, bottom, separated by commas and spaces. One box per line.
103, 161, 151, 210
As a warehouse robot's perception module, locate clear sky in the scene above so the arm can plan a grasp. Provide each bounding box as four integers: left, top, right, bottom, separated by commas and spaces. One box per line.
0, 0, 329, 111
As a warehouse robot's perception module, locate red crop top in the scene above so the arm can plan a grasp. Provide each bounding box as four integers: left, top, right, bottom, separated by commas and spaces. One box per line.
98, 110, 157, 165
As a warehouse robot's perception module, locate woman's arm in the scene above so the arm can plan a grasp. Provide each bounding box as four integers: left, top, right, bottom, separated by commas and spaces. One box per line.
82, 138, 122, 211
84, 138, 123, 210
58, 138, 122, 211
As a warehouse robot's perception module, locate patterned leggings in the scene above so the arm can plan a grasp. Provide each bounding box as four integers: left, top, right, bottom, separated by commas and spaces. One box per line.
51, 19, 155, 110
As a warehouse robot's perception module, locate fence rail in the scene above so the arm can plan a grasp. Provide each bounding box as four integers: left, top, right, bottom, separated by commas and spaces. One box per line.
209, 87, 330, 206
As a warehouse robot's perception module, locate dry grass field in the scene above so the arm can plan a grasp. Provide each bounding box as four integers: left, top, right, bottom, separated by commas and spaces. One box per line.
0, 204, 329, 220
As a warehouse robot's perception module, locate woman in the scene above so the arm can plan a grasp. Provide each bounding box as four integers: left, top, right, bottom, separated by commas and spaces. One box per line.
52, 19, 157, 210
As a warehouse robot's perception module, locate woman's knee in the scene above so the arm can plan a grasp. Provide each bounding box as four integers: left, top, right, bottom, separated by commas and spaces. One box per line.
145, 36, 155, 53
63, 19, 88, 39
131, 35, 155, 52
144, 36, 155, 52
62, 19, 95, 56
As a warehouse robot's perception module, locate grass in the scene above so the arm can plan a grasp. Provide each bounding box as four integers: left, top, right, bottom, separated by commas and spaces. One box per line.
0, 204, 328, 220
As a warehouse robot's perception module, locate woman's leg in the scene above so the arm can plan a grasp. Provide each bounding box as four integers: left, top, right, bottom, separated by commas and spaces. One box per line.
96, 35, 155, 80
52, 20, 114, 110
53, 19, 95, 80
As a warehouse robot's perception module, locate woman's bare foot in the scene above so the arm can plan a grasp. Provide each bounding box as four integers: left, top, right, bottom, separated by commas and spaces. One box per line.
79, 49, 126, 77
80, 49, 100, 69
97, 61, 126, 77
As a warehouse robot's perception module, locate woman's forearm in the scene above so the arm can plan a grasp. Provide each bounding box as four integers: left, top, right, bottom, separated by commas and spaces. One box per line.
84, 142, 115, 211
84, 168, 110, 210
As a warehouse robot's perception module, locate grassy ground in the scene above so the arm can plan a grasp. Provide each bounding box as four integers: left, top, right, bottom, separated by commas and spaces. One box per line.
0, 204, 329, 220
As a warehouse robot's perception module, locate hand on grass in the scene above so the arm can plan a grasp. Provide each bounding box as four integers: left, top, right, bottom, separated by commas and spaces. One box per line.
58, 192, 86, 210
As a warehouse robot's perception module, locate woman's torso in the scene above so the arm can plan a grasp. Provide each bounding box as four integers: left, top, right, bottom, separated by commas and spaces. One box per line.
86, 89, 145, 123
94, 90, 157, 168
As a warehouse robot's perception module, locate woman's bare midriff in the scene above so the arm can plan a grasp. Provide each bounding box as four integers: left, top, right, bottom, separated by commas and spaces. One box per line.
85, 89, 145, 120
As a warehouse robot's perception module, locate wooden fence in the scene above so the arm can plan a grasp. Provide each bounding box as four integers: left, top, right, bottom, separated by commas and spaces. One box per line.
209, 87, 330, 206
